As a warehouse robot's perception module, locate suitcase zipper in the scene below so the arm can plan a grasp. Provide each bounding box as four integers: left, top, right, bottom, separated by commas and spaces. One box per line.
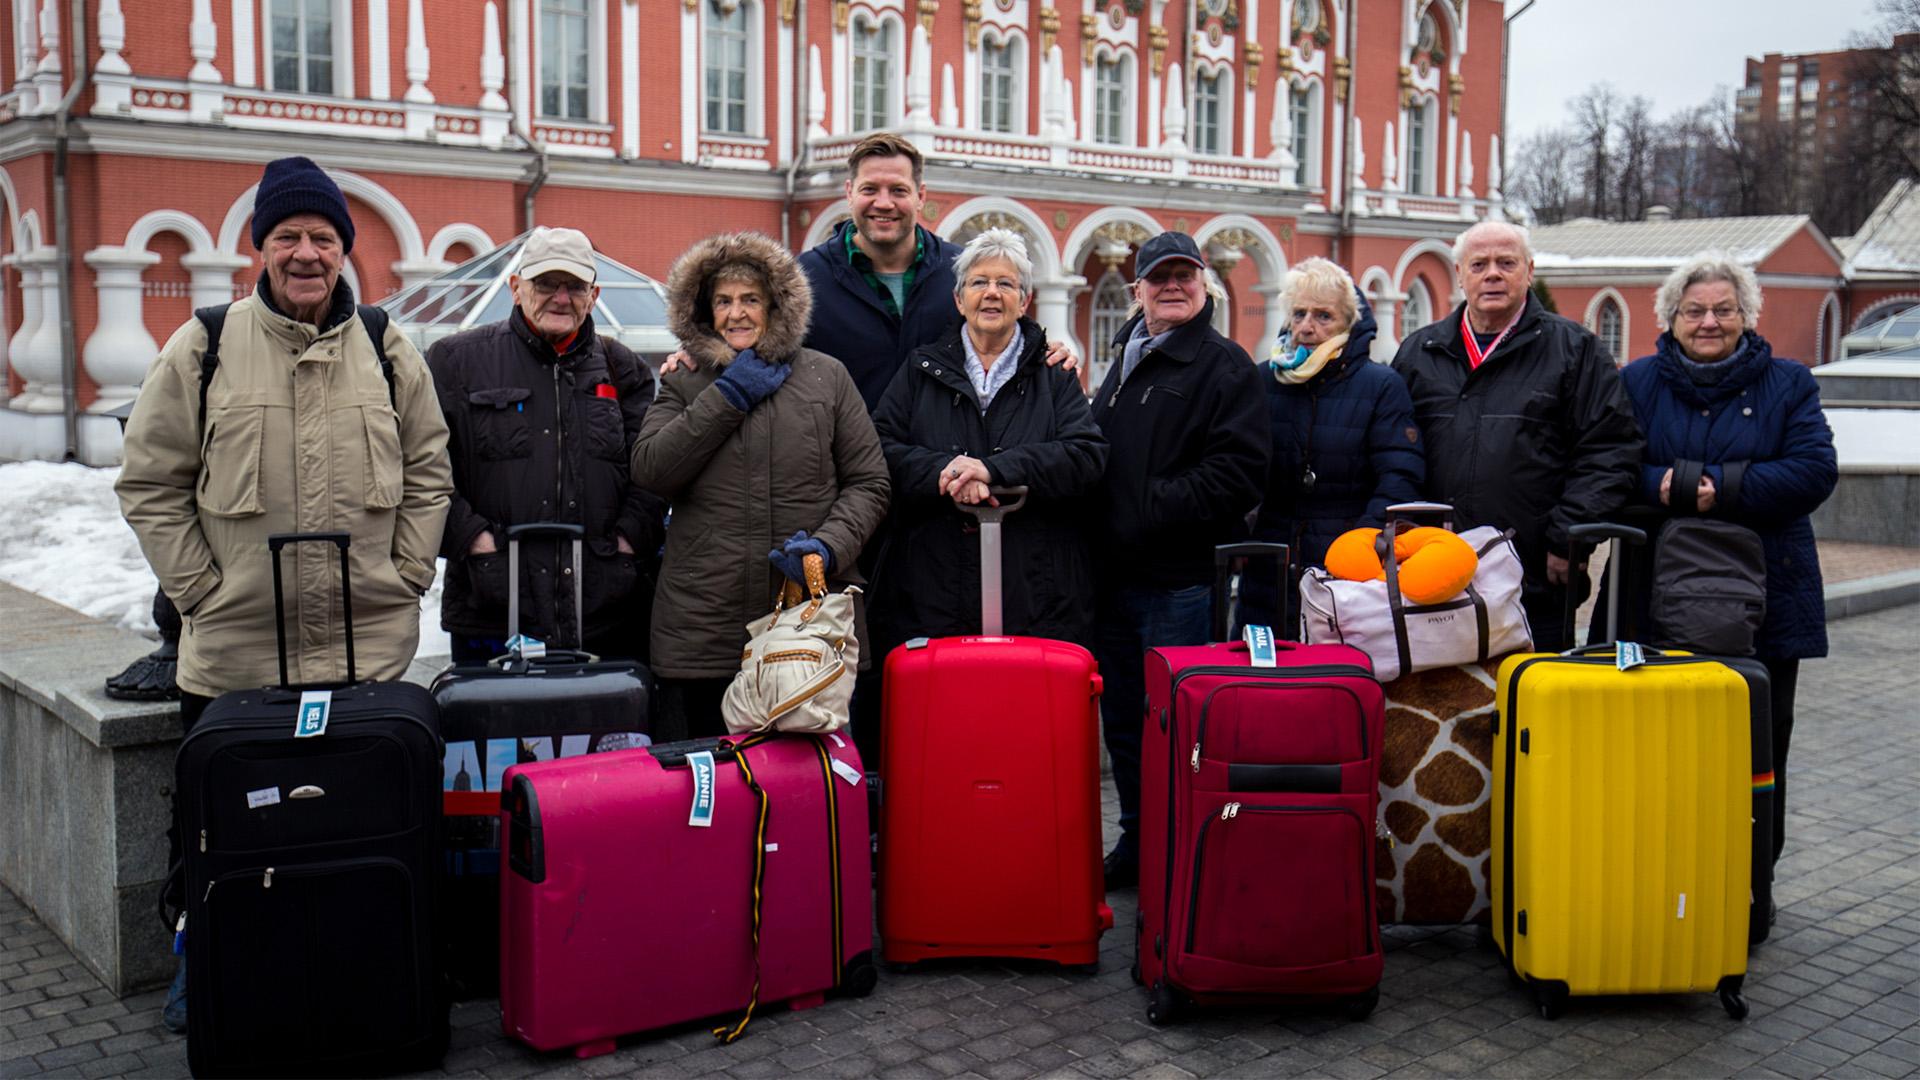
1180, 803, 1373, 971
1191, 680, 1373, 772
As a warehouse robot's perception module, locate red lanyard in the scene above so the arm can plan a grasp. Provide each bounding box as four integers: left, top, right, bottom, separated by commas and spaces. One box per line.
1461, 310, 1522, 370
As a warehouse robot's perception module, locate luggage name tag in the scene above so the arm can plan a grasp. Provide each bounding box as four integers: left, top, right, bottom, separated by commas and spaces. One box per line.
294, 690, 331, 738
829, 757, 863, 787
687, 750, 717, 827
506, 634, 547, 660
247, 786, 282, 809
1243, 625, 1279, 668
1616, 642, 1646, 671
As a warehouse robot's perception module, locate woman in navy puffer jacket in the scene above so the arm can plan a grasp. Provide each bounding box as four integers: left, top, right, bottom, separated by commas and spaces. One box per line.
1620, 252, 1837, 883
1241, 258, 1425, 634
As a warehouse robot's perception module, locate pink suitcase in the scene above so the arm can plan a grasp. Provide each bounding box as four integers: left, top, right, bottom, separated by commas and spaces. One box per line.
498, 732, 876, 1057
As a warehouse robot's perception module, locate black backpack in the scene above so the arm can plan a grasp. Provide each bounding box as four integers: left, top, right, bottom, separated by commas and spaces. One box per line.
1648, 459, 1767, 656
195, 301, 394, 425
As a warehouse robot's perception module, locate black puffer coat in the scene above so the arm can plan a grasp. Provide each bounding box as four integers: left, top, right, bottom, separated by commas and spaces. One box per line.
869, 319, 1108, 653
428, 308, 665, 647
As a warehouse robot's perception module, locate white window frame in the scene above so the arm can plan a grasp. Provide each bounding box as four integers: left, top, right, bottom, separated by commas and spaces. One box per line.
1192, 64, 1232, 156
263, 0, 352, 97
1404, 95, 1438, 195
1290, 78, 1320, 188
1585, 288, 1630, 364
536, 0, 609, 122
849, 10, 901, 133
977, 29, 1025, 135
1088, 268, 1134, 391
1400, 278, 1432, 341
701, 0, 759, 135
1092, 48, 1135, 147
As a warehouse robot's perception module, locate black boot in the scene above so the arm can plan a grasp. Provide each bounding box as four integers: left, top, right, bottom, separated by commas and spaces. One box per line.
104, 639, 180, 701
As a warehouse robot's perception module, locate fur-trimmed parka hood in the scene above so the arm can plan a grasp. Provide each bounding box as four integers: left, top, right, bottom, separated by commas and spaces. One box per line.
667, 231, 813, 370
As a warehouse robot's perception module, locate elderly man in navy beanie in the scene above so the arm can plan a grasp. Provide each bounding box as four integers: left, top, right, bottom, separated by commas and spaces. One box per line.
115, 156, 452, 1035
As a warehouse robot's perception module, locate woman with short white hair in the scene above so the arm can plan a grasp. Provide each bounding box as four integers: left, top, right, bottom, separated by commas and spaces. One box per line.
1619, 251, 1837, 902
1242, 256, 1425, 634
868, 228, 1108, 654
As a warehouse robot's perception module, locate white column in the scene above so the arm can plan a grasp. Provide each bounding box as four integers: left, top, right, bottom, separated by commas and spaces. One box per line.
1033, 278, 1083, 373
1457, 128, 1476, 207
80, 248, 162, 414
1270, 78, 1294, 172
774, 11, 792, 165
1487, 133, 1504, 204
11, 249, 65, 414
180, 252, 252, 309
620, 0, 639, 158
403, 0, 434, 137
512, 0, 532, 127
481, 0, 511, 147
32, 0, 61, 110
1161, 61, 1190, 177
1380, 119, 1400, 215
678, 0, 697, 162
13, 1, 38, 114
188, 0, 223, 122
93, 0, 133, 115
904, 23, 933, 129
369, 0, 391, 98
939, 64, 958, 128
230, 0, 255, 86
1349, 117, 1367, 216
807, 44, 828, 141
5, 255, 42, 407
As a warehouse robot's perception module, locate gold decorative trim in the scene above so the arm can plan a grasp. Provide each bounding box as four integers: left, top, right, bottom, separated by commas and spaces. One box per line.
1333, 56, 1351, 102
1081, 13, 1100, 65
1244, 41, 1263, 86
918, 0, 938, 36
1398, 64, 1416, 108
1148, 25, 1169, 76
780, 0, 796, 23
963, 0, 982, 48
1039, 7, 1060, 54
1449, 72, 1465, 116
833, 0, 849, 31
1275, 46, 1295, 77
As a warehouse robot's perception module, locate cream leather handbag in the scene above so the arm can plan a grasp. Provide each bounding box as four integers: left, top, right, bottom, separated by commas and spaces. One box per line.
721, 553, 861, 734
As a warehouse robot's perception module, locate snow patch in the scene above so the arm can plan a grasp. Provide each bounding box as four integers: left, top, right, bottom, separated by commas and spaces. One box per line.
0, 461, 447, 656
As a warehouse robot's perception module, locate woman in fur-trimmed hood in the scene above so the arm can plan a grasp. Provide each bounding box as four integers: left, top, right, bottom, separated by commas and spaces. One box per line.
632, 231, 890, 738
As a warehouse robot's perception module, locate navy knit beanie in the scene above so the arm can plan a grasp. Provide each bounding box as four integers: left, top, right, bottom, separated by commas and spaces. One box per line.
251, 156, 355, 253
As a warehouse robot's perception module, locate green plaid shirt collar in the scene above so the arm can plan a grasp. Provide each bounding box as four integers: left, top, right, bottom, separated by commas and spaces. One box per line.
844, 224, 925, 318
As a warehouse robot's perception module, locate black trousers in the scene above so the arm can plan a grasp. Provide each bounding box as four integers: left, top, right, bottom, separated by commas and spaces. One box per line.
655, 676, 733, 743
1764, 657, 1800, 867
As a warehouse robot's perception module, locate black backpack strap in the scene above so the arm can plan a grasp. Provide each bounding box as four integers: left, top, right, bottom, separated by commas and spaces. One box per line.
193, 303, 231, 430
1720, 460, 1747, 512
357, 304, 396, 408
1670, 459, 1705, 517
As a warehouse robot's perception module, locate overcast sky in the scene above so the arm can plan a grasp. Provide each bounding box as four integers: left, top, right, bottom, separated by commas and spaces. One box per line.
1503, 0, 1888, 149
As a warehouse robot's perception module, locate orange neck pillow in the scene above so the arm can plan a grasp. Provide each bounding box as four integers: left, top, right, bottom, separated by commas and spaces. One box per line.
1324, 526, 1479, 605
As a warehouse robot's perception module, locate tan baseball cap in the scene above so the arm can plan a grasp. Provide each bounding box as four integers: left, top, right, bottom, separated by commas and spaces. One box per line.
518, 226, 597, 285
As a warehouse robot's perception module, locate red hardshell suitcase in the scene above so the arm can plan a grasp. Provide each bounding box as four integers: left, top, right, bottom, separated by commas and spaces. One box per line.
497, 733, 877, 1057
1136, 544, 1387, 1023
879, 487, 1111, 968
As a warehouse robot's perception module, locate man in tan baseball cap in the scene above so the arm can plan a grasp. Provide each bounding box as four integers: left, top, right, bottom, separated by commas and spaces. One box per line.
424, 223, 665, 668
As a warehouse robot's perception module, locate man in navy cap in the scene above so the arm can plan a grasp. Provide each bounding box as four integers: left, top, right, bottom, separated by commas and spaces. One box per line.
1087, 231, 1269, 890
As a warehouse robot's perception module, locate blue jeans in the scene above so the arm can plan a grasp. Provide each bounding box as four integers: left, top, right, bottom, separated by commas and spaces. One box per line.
1092, 583, 1214, 861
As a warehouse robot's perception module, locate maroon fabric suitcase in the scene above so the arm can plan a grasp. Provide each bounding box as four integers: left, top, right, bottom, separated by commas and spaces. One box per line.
1136, 638, 1386, 1023
498, 732, 876, 1057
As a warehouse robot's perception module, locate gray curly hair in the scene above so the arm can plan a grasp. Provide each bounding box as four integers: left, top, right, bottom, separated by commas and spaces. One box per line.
1653, 252, 1762, 330
952, 228, 1035, 301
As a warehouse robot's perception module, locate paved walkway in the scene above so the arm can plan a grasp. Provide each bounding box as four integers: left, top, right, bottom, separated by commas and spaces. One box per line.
3, 607, 1917, 1079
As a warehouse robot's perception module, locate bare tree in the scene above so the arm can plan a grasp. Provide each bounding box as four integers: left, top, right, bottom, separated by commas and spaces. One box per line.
1509, 128, 1578, 225
1568, 84, 1618, 218
1615, 96, 1655, 220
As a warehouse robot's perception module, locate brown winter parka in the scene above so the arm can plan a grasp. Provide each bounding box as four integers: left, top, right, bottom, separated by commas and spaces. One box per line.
632, 232, 890, 678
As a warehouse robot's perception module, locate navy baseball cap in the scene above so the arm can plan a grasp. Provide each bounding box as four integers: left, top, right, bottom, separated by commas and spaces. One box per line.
1135, 231, 1206, 280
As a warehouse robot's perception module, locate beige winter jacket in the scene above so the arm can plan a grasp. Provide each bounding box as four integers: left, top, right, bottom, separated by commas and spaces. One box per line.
633, 232, 889, 678
116, 287, 453, 697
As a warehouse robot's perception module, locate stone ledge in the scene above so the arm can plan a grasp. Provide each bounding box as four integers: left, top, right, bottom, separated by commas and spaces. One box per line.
1825, 569, 1920, 622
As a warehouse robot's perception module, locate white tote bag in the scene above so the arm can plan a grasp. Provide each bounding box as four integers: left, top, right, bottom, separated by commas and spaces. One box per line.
721, 554, 862, 735
1298, 525, 1533, 683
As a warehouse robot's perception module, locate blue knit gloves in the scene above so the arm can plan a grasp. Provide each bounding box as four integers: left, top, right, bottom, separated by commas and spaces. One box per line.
714, 348, 789, 412
768, 530, 833, 585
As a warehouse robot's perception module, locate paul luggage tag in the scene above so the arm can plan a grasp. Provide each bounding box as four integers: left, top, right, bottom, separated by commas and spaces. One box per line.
1243, 624, 1279, 668
1616, 641, 1646, 671
506, 634, 546, 660
687, 750, 717, 827
294, 690, 332, 738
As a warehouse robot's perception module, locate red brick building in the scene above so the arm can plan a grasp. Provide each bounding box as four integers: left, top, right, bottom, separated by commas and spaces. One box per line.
0, 0, 1512, 462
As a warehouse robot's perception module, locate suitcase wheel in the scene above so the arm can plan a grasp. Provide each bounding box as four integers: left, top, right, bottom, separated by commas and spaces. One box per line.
1067, 961, 1100, 976
1717, 976, 1749, 1020
1146, 981, 1182, 1026
1342, 985, 1380, 1022
1129, 960, 1144, 987
1530, 981, 1569, 1021
842, 954, 880, 999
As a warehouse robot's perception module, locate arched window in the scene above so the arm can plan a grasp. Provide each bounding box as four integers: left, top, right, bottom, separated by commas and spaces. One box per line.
1194, 68, 1227, 155
541, 0, 593, 119
1405, 97, 1437, 194
851, 14, 898, 132
1400, 279, 1432, 342
1290, 80, 1319, 187
269, 0, 336, 94
1595, 296, 1625, 363
1088, 269, 1133, 391
979, 33, 1021, 134
703, 0, 751, 133
1094, 52, 1132, 146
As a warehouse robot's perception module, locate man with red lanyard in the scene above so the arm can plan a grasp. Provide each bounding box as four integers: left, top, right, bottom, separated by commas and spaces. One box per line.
427, 226, 666, 662
1391, 221, 1643, 650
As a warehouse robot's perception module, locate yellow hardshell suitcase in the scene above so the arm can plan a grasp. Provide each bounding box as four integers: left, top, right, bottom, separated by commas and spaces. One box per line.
1492, 524, 1752, 1021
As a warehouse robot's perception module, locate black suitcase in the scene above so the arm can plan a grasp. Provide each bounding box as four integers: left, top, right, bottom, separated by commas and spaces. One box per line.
177, 532, 447, 1078
429, 522, 653, 998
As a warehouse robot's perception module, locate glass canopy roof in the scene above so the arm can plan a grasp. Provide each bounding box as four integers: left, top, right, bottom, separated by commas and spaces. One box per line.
378, 232, 676, 357
1841, 306, 1920, 360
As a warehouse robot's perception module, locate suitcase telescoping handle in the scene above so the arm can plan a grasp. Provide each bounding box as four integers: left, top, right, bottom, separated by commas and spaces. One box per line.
267, 531, 355, 688
958, 485, 1028, 636
1211, 542, 1290, 643
1384, 501, 1455, 530
505, 522, 585, 650
1567, 522, 1648, 645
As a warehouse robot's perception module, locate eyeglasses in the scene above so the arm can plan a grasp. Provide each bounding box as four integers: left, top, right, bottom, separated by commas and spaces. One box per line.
1677, 304, 1741, 324
1290, 309, 1338, 325
963, 276, 1023, 295
528, 278, 592, 298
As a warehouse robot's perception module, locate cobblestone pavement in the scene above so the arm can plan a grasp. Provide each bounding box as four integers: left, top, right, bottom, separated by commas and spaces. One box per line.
4, 606, 1917, 1079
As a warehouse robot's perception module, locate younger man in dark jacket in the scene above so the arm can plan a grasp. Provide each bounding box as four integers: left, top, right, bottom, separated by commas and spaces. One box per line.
1090, 231, 1270, 889
427, 226, 665, 661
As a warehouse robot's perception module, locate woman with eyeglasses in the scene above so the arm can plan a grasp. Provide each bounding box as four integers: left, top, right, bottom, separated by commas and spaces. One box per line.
1240, 257, 1424, 636
1619, 252, 1837, 888
868, 228, 1108, 656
